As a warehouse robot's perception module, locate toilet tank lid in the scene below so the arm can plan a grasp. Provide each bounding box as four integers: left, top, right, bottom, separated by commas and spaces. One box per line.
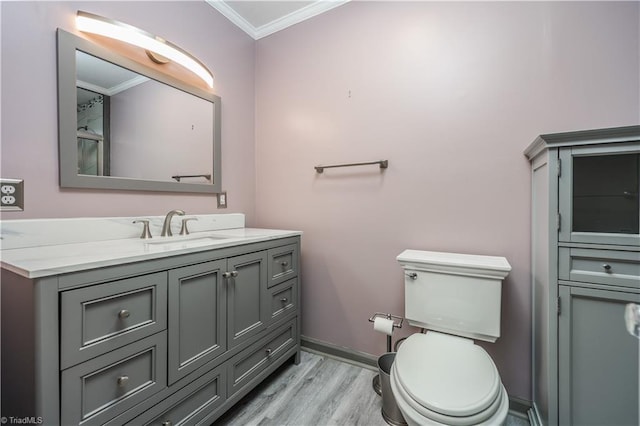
397, 250, 511, 279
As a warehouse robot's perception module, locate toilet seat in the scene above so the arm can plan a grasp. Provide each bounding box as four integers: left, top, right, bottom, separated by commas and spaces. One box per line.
391, 371, 509, 426
391, 332, 508, 426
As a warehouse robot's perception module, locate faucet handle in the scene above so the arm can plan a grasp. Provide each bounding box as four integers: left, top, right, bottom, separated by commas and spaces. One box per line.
179, 218, 198, 236
133, 220, 152, 239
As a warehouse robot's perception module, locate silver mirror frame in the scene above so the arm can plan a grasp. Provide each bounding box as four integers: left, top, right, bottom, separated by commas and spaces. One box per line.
57, 29, 221, 194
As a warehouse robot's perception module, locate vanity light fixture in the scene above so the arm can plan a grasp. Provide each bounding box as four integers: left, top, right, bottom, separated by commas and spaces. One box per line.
75, 11, 214, 88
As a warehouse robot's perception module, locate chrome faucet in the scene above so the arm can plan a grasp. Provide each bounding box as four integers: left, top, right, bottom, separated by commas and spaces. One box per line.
161, 209, 185, 237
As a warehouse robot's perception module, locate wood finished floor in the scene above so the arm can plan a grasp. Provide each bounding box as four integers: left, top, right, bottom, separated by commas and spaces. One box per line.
213, 351, 530, 426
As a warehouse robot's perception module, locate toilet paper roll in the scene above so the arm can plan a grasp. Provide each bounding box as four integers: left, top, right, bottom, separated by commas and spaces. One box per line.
373, 317, 394, 336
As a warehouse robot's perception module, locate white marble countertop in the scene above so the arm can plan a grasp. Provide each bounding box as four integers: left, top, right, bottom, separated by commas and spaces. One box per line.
0, 214, 301, 278
1, 226, 301, 279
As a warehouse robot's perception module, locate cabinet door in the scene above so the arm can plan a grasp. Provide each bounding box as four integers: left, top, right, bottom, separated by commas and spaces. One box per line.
227, 251, 268, 349
559, 143, 640, 246
558, 285, 640, 426
168, 260, 227, 385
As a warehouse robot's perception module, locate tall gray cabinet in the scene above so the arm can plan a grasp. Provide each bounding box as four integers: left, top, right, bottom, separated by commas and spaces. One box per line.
525, 126, 640, 426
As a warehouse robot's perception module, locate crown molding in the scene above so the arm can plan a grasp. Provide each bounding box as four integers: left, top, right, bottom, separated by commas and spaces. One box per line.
206, 0, 351, 40
206, 0, 256, 39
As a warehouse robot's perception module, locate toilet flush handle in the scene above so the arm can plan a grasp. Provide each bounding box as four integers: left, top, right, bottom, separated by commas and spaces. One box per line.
405, 272, 417, 280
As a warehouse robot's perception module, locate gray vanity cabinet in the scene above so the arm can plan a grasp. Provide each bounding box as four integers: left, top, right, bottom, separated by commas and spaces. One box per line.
526, 126, 640, 426
1, 235, 301, 426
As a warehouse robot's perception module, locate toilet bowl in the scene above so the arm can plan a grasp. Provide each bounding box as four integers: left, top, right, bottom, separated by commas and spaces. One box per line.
393, 250, 512, 426
390, 332, 509, 426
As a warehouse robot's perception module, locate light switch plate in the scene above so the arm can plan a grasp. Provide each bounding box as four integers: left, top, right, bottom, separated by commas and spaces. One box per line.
217, 191, 227, 208
0, 179, 24, 211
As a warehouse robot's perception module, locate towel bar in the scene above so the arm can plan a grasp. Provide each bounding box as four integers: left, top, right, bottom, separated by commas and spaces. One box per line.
315, 160, 388, 173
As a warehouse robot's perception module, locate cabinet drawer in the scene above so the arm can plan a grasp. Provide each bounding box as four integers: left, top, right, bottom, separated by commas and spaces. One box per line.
61, 332, 167, 425
131, 366, 226, 426
61, 272, 168, 368
228, 319, 297, 396
267, 244, 298, 288
559, 248, 640, 289
268, 279, 297, 325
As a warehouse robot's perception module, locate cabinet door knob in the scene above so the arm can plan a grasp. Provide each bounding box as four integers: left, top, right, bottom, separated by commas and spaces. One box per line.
231, 270, 239, 277
117, 375, 129, 387
280, 297, 288, 304
280, 260, 289, 268
602, 263, 612, 271
265, 348, 272, 356
118, 309, 130, 319
222, 272, 231, 278
161, 422, 172, 426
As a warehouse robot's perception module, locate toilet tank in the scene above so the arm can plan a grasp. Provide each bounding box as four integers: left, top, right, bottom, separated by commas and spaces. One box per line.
397, 250, 511, 343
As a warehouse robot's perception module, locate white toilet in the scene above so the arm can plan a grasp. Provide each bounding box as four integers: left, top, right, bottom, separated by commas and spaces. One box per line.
391, 250, 512, 426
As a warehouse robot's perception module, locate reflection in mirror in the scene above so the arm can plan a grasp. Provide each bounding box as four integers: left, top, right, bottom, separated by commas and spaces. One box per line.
75, 51, 214, 182
58, 29, 221, 193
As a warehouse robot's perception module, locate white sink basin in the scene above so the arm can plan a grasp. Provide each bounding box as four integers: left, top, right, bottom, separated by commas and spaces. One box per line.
144, 235, 230, 252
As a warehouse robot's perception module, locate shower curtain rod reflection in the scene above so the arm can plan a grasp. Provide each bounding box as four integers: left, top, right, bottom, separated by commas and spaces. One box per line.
315, 160, 388, 173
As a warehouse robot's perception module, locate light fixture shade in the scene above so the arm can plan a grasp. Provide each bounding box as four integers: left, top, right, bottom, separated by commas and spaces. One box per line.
76, 11, 214, 88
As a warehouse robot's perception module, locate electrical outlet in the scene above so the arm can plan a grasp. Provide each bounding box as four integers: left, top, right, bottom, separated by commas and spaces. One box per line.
0, 179, 24, 211
217, 191, 227, 209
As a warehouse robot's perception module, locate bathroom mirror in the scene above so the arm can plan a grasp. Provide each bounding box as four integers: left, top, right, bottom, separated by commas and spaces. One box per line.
57, 29, 221, 193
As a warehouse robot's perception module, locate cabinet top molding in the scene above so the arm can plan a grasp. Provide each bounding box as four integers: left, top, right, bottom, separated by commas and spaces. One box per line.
524, 125, 640, 160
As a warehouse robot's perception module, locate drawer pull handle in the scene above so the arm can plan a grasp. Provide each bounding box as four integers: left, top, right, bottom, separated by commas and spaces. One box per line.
280, 261, 289, 268
117, 375, 129, 387
280, 297, 288, 304
603, 264, 612, 271
265, 348, 273, 356
118, 309, 130, 319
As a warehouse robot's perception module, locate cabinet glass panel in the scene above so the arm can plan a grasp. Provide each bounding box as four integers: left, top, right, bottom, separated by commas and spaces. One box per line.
572, 153, 639, 234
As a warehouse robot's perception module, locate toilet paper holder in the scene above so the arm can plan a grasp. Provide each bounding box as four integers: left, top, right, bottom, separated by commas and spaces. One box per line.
368, 312, 404, 330
370, 312, 403, 397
